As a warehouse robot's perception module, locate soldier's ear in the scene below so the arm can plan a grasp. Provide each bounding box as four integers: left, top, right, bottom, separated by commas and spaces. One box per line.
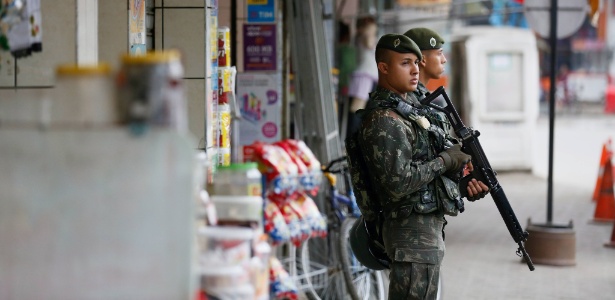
377, 61, 388, 74
419, 55, 427, 68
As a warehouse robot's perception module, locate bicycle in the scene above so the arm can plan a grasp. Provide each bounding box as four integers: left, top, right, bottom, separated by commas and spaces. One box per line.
300, 156, 387, 300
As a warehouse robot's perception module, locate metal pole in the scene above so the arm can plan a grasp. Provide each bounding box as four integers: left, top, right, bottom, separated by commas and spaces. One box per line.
547, 0, 558, 224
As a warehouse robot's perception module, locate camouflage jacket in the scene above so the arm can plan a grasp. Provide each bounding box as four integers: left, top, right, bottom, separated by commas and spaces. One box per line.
346, 86, 462, 221
412, 81, 430, 101
410, 81, 454, 135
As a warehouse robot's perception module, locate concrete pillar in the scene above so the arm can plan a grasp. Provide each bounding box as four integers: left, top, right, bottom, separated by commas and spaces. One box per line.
76, 0, 98, 65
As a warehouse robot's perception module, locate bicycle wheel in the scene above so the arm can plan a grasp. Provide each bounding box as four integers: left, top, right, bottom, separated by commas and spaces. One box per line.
299, 235, 349, 300
299, 237, 326, 299
339, 217, 387, 300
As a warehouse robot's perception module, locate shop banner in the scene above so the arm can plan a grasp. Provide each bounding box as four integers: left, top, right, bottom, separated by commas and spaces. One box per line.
237, 73, 281, 147
247, 0, 275, 23
243, 24, 276, 71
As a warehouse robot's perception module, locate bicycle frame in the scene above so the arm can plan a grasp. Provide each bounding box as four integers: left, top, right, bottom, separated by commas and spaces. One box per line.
305, 156, 387, 300
322, 156, 361, 223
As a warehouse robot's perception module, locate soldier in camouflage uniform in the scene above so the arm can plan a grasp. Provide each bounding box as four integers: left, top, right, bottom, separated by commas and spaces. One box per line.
346, 33, 489, 299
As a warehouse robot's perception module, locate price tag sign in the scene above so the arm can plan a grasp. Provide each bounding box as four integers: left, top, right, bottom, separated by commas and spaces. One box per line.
243, 24, 277, 71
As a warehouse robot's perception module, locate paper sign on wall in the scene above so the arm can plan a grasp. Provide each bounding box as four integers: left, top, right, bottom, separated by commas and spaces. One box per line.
247, 0, 275, 23
129, 0, 146, 55
243, 24, 277, 71
237, 73, 281, 147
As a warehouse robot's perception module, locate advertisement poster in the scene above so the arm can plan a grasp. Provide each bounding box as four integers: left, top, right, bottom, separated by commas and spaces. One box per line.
247, 0, 275, 23
237, 73, 281, 148
129, 0, 146, 55
243, 24, 276, 71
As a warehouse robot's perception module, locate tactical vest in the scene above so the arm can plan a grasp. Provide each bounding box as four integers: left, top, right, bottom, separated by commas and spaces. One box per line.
345, 89, 463, 222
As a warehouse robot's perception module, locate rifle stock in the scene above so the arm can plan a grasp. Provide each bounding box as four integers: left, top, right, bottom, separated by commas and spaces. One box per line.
421, 87, 535, 271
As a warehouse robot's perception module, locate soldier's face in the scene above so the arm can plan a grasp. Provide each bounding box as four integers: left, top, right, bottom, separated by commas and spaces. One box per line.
383, 52, 420, 94
421, 48, 447, 80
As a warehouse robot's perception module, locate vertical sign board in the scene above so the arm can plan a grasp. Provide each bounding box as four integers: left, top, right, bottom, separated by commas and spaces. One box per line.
210, 0, 219, 150
240, 0, 281, 160
129, 0, 146, 55
243, 24, 277, 71
237, 73, 281, 149
247, 0, 275, 23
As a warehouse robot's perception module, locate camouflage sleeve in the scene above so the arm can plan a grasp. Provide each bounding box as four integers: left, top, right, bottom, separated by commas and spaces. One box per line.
359, 109, 446, 199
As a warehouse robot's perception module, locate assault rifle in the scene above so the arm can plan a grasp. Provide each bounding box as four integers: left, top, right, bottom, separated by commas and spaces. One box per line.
421, 86, 535, 271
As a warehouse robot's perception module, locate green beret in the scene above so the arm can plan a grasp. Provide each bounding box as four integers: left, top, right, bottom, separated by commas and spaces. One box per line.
376, 34, 422, 60
403, 27, 445, 50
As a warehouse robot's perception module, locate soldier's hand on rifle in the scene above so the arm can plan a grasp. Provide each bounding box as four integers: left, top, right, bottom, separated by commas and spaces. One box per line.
464, 162, 490, 201
439, 144, 471, 174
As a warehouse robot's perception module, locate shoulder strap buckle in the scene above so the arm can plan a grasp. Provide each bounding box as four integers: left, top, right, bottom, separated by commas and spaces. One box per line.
377, 98, 418, 120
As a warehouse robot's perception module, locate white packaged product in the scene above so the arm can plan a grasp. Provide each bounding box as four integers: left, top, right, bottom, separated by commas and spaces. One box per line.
198, 226, 255, 268
201, 265, 250, 289
210, 195, 263, 223
205, 284, 255, 300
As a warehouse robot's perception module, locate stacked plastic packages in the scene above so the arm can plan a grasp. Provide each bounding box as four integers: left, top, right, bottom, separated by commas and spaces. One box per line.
246, 139, 326, 299
200, 161, 270, 300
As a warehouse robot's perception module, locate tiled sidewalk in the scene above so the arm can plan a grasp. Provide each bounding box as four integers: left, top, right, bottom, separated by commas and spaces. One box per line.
441, 172, 615, 300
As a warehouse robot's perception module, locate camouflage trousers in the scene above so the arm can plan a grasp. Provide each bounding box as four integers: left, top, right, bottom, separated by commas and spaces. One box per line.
382, 209, 446, 300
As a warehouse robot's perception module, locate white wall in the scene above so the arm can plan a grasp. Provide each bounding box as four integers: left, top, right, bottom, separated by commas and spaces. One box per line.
153, 0, 207, 144
0, 0, 218, 146
99, 0, 128, 70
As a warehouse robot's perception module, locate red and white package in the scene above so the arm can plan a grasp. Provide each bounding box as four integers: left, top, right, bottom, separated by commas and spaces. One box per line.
282, 139, 321, 173
278, 200, 310, 246
269, 257, 298, 300
295, 192, 327, 238
264, 200, 291, 245
249, 142, 298, 201
275, 140, 311, 196
281, 139, 322, 195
